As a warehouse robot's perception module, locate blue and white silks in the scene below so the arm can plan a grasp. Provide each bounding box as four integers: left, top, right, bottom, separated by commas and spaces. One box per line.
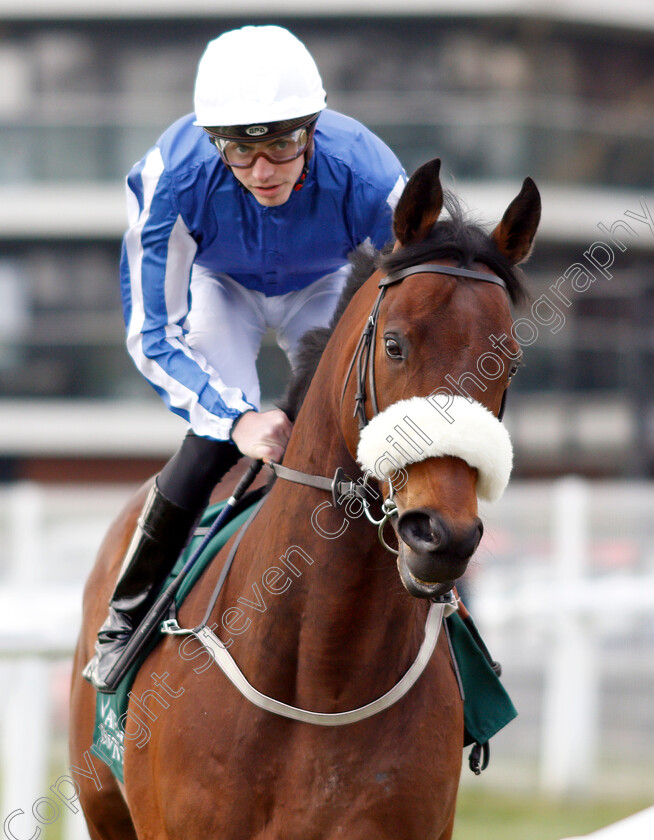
120, 109, 405, 440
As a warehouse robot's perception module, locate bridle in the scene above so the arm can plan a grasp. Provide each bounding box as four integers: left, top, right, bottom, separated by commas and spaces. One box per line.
341, 263, 509, 431
268, 261, 511, 521
163, 261, 512, 733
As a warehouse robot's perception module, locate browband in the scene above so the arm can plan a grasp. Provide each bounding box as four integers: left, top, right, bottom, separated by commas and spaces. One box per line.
380, 263, 507, 290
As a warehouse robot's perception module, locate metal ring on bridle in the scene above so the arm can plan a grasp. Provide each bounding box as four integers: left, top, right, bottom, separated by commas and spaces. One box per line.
378, 507, 399, 555
362, 495, 386, 526
360, 474, 399, 553
362, 474, 397, 525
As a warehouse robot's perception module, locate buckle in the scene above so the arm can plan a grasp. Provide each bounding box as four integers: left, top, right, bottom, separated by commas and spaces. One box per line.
160, 619, 193, 636
331, 467, 347, 508
331, 467, 364, 509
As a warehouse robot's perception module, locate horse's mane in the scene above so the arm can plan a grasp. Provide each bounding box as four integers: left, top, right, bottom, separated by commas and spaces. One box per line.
278, 191, 527, 422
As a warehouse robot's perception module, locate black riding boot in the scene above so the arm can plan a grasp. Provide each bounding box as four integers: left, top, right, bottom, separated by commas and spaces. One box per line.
82, 434, 242, 693
81, 481, 199, 692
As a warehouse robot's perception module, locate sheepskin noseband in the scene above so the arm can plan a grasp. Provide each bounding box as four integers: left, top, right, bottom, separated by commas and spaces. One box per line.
356, 395, 513, 502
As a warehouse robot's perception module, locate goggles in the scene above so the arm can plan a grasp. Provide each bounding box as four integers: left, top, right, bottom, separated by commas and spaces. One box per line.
207, 126, 310, 169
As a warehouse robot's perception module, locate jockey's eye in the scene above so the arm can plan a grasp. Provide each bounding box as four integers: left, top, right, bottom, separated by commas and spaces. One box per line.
384, 336, 404, 360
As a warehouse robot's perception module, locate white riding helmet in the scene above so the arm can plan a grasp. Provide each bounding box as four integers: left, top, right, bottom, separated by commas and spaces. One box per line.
193, 25, 327, 133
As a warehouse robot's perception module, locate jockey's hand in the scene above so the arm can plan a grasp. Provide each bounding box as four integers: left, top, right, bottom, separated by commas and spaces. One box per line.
230, 409, 292, 462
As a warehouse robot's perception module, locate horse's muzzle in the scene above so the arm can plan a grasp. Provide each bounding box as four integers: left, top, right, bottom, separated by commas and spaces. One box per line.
396, 508, 483, 598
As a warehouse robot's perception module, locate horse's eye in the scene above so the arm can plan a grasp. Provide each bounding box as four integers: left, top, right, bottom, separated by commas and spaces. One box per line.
508, 361, 521, 380
385, 337, 403, 359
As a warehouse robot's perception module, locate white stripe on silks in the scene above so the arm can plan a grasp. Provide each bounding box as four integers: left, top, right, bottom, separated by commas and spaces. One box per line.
387, 173, 406, 211
122, 152, 209, 428
124, 147, 165, 342
356, 396, 513, 502
122, 151, 250, 439
163, 213, 198, 327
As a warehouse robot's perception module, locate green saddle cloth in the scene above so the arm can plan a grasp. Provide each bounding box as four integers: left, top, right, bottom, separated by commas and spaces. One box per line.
91, 498, 257, 783
92, 501, 516, 783
447, 612, 517, 748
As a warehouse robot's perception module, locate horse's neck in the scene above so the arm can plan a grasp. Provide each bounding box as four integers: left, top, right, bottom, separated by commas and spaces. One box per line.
220, 388, 427, 706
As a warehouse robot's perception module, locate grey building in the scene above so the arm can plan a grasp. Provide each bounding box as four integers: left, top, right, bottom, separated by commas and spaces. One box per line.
1, 2, 653, 479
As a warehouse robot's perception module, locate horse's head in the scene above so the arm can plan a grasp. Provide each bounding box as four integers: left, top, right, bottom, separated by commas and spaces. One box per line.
342, 159, 541, 598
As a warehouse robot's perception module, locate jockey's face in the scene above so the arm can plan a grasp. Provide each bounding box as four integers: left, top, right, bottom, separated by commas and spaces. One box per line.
230, 153, 305, 206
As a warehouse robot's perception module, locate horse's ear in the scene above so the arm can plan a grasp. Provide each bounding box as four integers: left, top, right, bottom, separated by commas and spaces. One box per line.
491, 177, 541, 264
393, 158, 443, 246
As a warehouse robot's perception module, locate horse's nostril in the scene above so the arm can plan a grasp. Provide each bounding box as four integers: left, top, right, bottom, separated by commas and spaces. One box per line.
404, 515, 431, 545
397, 510, 483, 559
398, 510, 447, 551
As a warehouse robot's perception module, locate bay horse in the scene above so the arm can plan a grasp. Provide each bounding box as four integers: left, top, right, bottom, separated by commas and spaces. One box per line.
70, 158, 540, 840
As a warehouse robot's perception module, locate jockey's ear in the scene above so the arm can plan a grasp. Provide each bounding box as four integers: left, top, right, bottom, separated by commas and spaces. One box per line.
393, 158, 443, 246
491, 177, 541, 264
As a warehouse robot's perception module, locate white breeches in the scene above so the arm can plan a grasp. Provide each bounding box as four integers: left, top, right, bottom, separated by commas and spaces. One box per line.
185, 265, 351, 410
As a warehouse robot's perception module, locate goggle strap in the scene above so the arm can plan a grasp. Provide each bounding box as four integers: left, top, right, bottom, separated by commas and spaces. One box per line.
293, 163, 309, 192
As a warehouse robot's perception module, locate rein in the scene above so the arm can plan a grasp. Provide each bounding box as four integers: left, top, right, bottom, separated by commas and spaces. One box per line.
268, 461, 370, 509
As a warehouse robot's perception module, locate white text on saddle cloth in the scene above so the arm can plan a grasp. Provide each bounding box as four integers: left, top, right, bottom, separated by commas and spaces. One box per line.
356, 395, 513, 502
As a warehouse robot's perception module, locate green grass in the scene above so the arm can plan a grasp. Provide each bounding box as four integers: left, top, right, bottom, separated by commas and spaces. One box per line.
453, 788, 651, 840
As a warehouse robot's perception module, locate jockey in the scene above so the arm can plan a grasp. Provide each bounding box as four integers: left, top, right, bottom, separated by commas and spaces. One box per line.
83, 24, 406, 691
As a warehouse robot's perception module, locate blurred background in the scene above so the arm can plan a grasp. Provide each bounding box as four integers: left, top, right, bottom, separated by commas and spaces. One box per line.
0, 2, 652, 838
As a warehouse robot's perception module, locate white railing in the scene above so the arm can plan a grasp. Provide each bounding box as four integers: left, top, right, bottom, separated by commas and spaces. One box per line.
0, 483, 128, 840
0, 478, 653, 838
472, 478, 654, 798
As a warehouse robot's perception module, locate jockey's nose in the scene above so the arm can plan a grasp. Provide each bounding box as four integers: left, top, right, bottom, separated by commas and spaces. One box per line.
251, 155, 276, 181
